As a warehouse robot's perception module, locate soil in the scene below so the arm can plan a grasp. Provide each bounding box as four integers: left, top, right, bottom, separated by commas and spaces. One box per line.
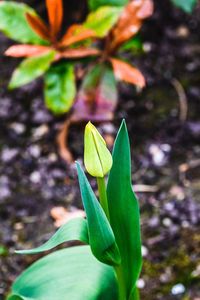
0, 1, 200, 300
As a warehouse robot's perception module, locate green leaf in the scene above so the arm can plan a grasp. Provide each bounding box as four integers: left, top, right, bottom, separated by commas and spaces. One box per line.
44, 62, 76, 114
81, 64, 103, 92
7, 296, 26, 300
9, 50, 55, 89
171, 0, 198, 13
107, 120, 142, 299
89, 0, 128, 11
120, 36, 143, 53
9, 246, 118, 300
0, 1, 48, 44
76, 162, 121, 266
15, 218, 88, 255
84, 6, 123, 37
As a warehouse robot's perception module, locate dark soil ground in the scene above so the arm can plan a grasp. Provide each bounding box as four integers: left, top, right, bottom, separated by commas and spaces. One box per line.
0, 1, 200, 299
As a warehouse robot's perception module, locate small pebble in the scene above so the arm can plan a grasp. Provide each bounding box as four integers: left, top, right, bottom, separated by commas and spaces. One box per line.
162, 218, 172, 227
29, 145, 41, 158
149, 144, 166, 166
48, 153, 57, 162
171, 283, 185, 295
32, 124, 49, 138
137, 279, 145, 289
30, 171, 41, 184
141, 245, 149, 257
1, 148, 18, 162
9, 122, 26, 134
176, 26, 189, 38
143, 42, 152, 52
164, 202, 174, 211
181, 220, 190, 228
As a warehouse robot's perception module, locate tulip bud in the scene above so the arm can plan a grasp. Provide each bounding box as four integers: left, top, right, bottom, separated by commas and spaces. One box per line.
84, 122, 113, 178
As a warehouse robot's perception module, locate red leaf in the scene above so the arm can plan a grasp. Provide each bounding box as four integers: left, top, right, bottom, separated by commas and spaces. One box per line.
46, 0, 63, 38
56, 48, 100, 60
110, 0, 153, 50
110, 58, 146, 88
26, 13, 50, 41
5, 45, 52, 57
60, 25, 96, 47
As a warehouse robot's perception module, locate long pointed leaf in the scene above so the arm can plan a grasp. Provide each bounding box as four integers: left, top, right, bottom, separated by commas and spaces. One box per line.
46, 0, 63, 37
5, 45, 51, 58
26, 13, 50, 41
107, 120, 142, 299
9, 246, 118, 300
9, 50, 55, 89
76, 162, 121, 266
15, 218, 88, 255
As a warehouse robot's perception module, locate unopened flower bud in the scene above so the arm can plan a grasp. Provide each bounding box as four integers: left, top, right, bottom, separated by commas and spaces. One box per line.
84, 122, 113, 178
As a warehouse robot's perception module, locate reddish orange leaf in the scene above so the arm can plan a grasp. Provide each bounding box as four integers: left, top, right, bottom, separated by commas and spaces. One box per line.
46, 0, 63, 38
56, 48, 101, 60
60, 24, 81, 41
60, 25, 96, 47
26, 13, 50, 41
137, 0, 154, 19
110, 58, 146, 88
110, 0, 153, 50
5, 45, 52, 57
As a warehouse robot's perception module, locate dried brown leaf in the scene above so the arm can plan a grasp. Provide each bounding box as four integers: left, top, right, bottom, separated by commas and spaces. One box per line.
110, 58, 146, 88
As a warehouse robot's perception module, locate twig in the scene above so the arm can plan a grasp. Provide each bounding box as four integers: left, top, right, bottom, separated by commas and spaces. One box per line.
56, 118, 73, 163
133, 184, 158, 193
172, 78, 188, 122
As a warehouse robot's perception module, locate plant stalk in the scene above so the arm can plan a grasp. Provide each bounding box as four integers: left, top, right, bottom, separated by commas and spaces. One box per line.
115, 266, 127, 300
97, 177, 110, 220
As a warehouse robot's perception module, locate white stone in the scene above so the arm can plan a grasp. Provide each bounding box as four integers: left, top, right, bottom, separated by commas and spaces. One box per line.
30, 171, 41, 184
171, 283, 185, 295
137, 279, 145, 289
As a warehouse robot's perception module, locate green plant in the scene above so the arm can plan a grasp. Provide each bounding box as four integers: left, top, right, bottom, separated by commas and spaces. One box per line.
71, 0, 153, 123
0, 0, 121, 114
8, 120, 142, 300
0, 0, 153, 117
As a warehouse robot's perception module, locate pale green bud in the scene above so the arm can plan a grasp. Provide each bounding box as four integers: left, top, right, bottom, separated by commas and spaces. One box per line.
84, 122, 113, 178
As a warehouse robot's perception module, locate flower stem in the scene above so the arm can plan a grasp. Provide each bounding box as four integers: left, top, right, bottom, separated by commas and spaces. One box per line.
97, 177, 110, 220
115, 266, 127, 300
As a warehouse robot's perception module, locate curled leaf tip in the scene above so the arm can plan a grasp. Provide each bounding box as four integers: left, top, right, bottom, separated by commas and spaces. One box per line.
84, 122, 112, 178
